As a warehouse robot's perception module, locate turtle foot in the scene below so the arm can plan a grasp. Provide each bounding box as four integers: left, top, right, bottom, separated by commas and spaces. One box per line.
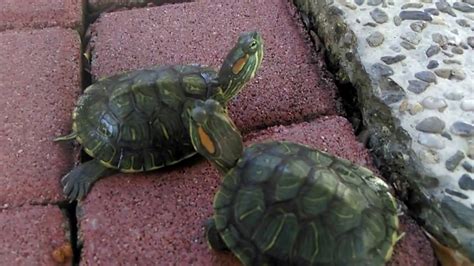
61, 159, 112, 201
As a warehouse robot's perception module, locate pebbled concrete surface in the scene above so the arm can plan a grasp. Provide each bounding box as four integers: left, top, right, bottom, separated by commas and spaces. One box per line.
0, 205, 71, 265
0, 28, 82, 207
0, 0, 84, 32
88, 0, 340, 133
78, 116, 432, 264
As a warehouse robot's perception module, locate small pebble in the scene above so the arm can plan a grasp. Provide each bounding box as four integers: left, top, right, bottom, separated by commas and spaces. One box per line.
462, 161, 474, 173
418, 132, 445, 149
415, 71, 437, 83
409, 103, 424, 115
456, 19, 471, 27
443, 59, 462, 65
443, 91, 464, 101
450, 121, 474, 136
453, 2, 474, 12
367, 0, 383, 6
401, 3, 424, 9
426, 45, 440, 57
370, 8, 389, 23
393, 16, 402, 26
436, 1, 457, 17
407, 80, 429, 94
424, 8, 440, 15
467, 37, 474, 48
401, 31, 421, 44
355, 0, 364, 5
445, 151, 465, 171
400, 41, 416, 50
410, 21, 428, 32
434, 68, 452, 79
416, 116, 446, 133
371, 63, 394, 76
432, 33, 448, 46
367, 31, 385, 47
459, 174, 474, 190
399, 10, 432, 21
381, 54, 406, 64
451, 69, 466, 80
445, 189, 469, 199
461, 99, 474, 111
427, 60, 439, 69
421, 96, 447, 109
451, 47, 464, 54
441, 132, 452, 140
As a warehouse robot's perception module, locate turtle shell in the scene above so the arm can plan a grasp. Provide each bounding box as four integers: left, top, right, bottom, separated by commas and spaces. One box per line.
73, 65, 218, 172
213, 141, 399, 266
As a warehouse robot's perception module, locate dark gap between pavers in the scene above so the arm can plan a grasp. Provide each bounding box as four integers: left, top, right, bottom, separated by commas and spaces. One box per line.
88, 0, 341, 134
0, 27, 82, 207
87, 0, 193, 17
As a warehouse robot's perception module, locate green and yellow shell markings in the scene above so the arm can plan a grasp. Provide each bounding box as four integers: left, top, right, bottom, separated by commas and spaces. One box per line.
232, 54, 249, 75
198, 126, 215, 154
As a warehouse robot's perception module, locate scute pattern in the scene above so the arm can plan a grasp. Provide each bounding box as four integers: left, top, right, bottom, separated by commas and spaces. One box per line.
213, 141, 398, 266
73, 65, 217, 171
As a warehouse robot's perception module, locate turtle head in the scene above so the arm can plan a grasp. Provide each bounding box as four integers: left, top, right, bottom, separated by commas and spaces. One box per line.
216, 31, 263, 103
189, 99, 243, 175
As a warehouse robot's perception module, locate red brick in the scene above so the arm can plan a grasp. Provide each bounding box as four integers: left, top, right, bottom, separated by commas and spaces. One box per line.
0, 28, 82, 206
78, 116, 435, 264
89, 0, 340, 133
0, 0, 84, 31
0, 205, 70, 265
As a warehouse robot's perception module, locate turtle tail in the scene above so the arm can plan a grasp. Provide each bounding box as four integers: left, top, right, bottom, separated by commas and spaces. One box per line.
53, 131, 77, 142
61, 159, 114, 201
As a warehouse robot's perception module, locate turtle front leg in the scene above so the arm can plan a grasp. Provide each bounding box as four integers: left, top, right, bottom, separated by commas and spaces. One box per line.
205, 218, 228, 251
61, 159, 114, 201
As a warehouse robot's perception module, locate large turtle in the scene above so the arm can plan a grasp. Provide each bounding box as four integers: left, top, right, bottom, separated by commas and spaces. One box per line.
189, 99, 401, 266
55, 32, 263, 200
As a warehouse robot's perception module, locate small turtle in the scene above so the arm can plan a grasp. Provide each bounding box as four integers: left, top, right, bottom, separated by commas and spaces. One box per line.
55, 32, 263, 200
189, 99, 401, 266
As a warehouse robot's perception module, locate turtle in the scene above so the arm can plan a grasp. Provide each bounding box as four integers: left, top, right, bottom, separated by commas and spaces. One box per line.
188, 99, 401, 266
55, 31, 264, 201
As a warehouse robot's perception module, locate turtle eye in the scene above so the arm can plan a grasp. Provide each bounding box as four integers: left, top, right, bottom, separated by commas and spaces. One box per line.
205, 99, 223, 114
248, 40, 258, 51
191, 107, 207, 124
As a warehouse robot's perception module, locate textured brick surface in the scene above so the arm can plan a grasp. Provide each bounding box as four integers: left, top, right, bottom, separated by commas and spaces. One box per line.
0, 28, 82, 206
78, 116, 434, 264
0, 0, 84, 31
89, 0, 340, 133
0, 205, 70, 265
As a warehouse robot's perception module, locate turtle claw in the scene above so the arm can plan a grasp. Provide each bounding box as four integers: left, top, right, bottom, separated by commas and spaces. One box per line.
60, 159, 111, 201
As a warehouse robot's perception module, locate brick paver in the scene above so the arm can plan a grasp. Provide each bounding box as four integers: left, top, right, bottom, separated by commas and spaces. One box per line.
0, 0, 84, 32
0, 205, 70, 265
89, 0, 340, 133
0, 28, 82, 206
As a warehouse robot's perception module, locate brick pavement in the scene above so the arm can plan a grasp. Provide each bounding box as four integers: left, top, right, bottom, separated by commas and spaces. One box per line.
0, 1, 82, 264
0, 0, 436, 265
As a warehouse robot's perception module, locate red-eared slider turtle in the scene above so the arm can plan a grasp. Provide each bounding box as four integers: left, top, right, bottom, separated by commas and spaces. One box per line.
189, 99, 401, 266
55, 32, 263, 200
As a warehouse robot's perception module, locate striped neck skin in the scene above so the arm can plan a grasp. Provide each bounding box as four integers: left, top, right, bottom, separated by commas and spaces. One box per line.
217, 31, 263, 103
189, 99, 243, 175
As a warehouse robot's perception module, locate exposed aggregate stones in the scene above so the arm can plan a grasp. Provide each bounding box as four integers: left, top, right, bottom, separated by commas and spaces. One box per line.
312, 0, 474, 258
416, 116, 446, 133
371, 8, 390, 23
445, 150, 465, 171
